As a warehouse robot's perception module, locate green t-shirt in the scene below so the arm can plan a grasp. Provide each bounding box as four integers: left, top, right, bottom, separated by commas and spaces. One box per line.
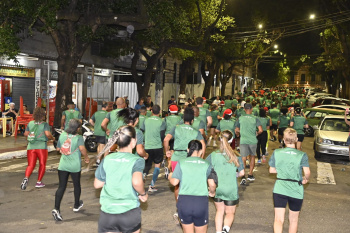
206, 151, 244, 201
57, 131, 84, 172
235, 114, 261, 144
301, 98, 307, 108
95, 152, 145, 214
198, 107, 211, 132
146, 110, 152, 117
141, 115, 166, 149
291, 115, 308, 134
91, 110, 107, 136
203, 103, 210, 109
294, 98, 301, 105
257, 117, 270, 131
136, 114, 146, 129
269, 148, 309, 199
63, 109, 83, 130
210, 110, 220, 127
106, 108, 125, 139
165, 115, 182, 135
268, 108, 281, 125
172, 156, 211, 196
218, 107, 227, 117
224, 100, 233, 109
26, 121, 50, 150
216, 119, 235, 134
265, 99, 272, 107
191, 117, 205, 132
278, 115, 290, 128
232, 99, 238, 107
169, 124, 203, 162
252, 107, 259, 116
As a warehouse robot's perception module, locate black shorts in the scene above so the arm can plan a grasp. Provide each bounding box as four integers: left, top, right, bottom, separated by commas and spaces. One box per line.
95, 135, 106, 144
273, 193, 303, 211
145, 148, 164, 164
270, 124, 278, 130
177, 195, 209, 227
297, 134, 304, 142
169, 139, 174, 151
98, 207, 141, 233
210, 125, 217, 129
213, 197, 239, 206
278, 128, 286, 136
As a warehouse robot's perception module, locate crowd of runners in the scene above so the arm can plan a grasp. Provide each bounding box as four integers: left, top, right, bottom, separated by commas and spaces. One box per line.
20, 87, 312, 233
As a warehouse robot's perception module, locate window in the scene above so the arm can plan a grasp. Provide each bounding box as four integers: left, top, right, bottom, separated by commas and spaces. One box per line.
301, 74, 306, 82
290, 75, 295, 82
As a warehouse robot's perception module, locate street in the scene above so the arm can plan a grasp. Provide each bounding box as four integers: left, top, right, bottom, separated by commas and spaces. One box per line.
0, 136, 349, 233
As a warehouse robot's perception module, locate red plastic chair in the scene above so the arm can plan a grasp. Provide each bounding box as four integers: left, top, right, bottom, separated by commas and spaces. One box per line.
14, 96, 34, 139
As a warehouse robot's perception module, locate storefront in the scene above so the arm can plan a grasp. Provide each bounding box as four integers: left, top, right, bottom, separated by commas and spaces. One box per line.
0, 66, 37, 113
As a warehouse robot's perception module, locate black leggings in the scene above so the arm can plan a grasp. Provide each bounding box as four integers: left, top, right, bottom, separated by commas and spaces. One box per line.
55, 170, 81, 211
256, 131, 268, 159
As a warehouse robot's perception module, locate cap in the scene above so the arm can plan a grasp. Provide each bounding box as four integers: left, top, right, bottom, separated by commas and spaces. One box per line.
202, 97, 206, 101
169, 105, 178, 113
244, 103, 253, 109
220, 101, 225, 105
223, 109, 233, 117
295, 107, 302, 114
241, 101, 246, 107
264, 107, 268, 112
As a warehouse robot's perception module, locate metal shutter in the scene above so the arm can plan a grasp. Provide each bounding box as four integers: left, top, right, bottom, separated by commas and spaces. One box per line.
12, 77, 35, 113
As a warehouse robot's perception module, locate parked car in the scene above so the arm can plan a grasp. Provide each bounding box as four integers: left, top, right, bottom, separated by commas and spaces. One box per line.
308, 93, 334, 107
314, 115, 350, 158
312, 97, 350, 107
303, 108, 345, 137
314, 105, 349, 111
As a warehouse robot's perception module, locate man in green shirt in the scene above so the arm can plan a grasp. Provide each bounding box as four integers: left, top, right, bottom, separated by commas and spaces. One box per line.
101, 97, 126, 139
202, 97, 210, 109
141, 105, 166, 192
89, 103, 108, 164
224, 96, 234, 109
192, 106, 206, 138
136, 106, 147, 130
61, 101, 83, 130
164, 105, 182, 150
268, 104, 281, 141
269, 128, 310, 233
196, 97, 212, 138
235, 103, 263, 184
290, 107, 309, 150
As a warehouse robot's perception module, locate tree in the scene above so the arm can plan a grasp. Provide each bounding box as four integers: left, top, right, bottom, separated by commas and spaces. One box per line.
0, 0, 148, 126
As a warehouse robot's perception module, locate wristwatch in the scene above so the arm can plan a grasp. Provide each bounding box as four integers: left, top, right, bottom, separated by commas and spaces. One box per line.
139, 192, 147, 196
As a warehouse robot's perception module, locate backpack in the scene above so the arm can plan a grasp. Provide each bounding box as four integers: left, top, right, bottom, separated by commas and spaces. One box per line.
27, 122, 44, 143
60, 133, 78, 155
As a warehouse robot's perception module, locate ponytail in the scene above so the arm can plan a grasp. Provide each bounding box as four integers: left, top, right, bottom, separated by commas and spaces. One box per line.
187, 140, 203, 157
220, 130, 240, 167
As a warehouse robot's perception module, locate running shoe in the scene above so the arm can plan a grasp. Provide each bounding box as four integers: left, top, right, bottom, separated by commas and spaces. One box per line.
143, 173, 147, 182
240, 177, 246, 185
173, 212, 181, 225
52, 209, 63, 221
262, 155, 266, 163
35, 182, 45, 188
247, 174, 255, 181
257, 159, 261, 164
161, 159, 166, 168
269, 138, 274, 141
21, 178, 28, 190
96, 159, 100, 166
207, 136, 212, 146
222, 229, 229, 233
73, 200, 84, 212
164, 167, 169, 179
148, 185, 158, 192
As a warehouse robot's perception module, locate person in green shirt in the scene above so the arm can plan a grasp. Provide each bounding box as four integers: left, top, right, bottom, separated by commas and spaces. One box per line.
268, 104, 281, 141
269, 128, 310, 233
216, 109, 236, 149
196, 97, 212, 137
94, 125, 148, 233
61, 101, 83, 130
290, 107, 309, 150
224, 96, 233, 109
164, 107, 206, 204
202, 97, 210, 109
21, 107, 54, 190
218, 101, 227, 119
235, 103, 263, 184
136, 106, 147, 129
208, 104, 220, 147
140, 105, 166, 192
52, 119, 90, 221
277, 107, 290, 147
206, 130, 244, 233
101, 97, 126, 139
190, 106, 206, 139
89, 103, 108, 164
164, 105, 182, 149
169, 140, 216, 233
257, 108, 271, 164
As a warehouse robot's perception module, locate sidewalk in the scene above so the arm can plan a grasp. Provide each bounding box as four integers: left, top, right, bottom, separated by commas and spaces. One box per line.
0, 135, 55, 160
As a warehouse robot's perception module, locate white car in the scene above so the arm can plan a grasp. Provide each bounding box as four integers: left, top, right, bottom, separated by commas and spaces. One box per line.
308, 93, 334, 107
314, 105, 348, 111
314, 115, 350, 158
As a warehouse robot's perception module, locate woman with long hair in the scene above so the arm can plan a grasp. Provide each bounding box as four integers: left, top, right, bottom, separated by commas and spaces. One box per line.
169, 140, 216, 233
206, 130, 244, 233
257, 108, 271, 163
52, 119, 90, 221
21, 107, 54, 190
94, 125, 148, 233
290, 107, 309, 150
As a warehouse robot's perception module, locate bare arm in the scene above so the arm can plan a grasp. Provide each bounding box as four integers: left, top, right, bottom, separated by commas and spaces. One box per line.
302, 167, 311, 184
136, 144, 149, 159
257, 125, 263, 135
101, 118, 110, 135
200, 139, 206, 158
269, 167, 277, 174
207, 116, 212, 128
94, 178, 105, 189
79, 145, 90, 164
169, 176, 180, 186
24, 130, 29, 137
89, 119, 95, 126
61, 115, 66, 129
163, 134, 173, 158
132, 172, 148, 202
44, 131, 55, 140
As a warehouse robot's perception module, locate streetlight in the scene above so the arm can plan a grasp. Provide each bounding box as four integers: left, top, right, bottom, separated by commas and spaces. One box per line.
258, 24, 263, 29
274, 44, 278, 49
309, 14, 316, 20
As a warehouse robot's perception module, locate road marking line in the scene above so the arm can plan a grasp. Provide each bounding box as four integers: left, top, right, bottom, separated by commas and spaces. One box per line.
317, 162, 336, 185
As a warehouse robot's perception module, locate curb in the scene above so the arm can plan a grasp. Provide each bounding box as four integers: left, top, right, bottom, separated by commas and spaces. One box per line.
0, 145, 56, 160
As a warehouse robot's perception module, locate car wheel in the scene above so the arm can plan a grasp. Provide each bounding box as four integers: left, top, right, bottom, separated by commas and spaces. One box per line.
314, 150, 322, 159
85, 137, 98, 152
305, 127, 314, 137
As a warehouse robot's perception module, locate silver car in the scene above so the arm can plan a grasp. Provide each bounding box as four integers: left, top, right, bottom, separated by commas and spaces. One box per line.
314, 115, 350, 158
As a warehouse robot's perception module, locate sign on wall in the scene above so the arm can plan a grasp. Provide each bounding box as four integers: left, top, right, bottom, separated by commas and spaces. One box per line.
0, 67, 35, 78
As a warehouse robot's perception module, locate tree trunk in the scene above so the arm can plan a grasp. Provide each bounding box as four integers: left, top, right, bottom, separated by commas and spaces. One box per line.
179, 58, 194, 94
201, 61, 219, 98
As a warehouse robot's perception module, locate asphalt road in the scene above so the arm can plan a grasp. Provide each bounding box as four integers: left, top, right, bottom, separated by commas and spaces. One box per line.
0, 136, 349, 233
